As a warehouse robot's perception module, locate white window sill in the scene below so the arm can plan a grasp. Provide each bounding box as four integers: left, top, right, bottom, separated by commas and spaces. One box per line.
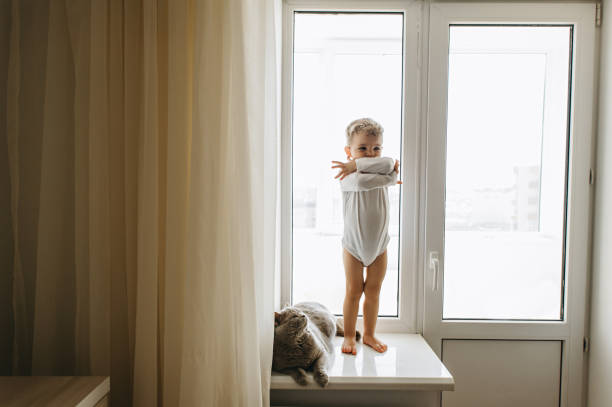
271, 334, 454, 391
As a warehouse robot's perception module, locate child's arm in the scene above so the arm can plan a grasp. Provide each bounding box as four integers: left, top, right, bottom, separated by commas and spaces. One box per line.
340, 170, 398, 192
354, 157, 395, 175
331, 157, 396, 180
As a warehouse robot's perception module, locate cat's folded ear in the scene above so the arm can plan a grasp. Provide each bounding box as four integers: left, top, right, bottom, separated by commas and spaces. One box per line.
274, 311, 281, 327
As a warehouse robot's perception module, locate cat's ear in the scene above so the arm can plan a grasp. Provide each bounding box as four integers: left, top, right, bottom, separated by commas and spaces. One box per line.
274, 311, 281, 327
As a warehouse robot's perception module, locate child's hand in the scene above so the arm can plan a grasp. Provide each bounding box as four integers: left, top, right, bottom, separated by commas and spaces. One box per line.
394, 160, 402, 184
331, 160, 357, 180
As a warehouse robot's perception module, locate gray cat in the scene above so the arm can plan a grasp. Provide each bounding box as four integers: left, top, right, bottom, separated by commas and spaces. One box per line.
273, 301, 361, 387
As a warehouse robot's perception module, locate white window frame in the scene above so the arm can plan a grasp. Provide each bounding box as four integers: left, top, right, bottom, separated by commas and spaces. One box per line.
423, 3, 596, 407
281, 0, 423, 332
280, 8, 596, 386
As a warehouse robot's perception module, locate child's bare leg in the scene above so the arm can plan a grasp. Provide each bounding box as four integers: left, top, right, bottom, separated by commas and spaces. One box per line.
342, 248, 364, 355
363, 250, 388, 353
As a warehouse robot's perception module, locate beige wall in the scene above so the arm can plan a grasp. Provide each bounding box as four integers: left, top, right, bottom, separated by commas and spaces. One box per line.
588, 1, 612, 406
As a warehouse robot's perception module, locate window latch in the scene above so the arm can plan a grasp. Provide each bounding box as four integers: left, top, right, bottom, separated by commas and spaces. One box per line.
429, 251, 440, 291
596, 3, 602, 27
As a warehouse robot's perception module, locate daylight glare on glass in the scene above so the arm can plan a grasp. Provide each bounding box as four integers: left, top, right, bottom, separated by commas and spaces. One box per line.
443, 26, 571, 320
291, 13, 403, 316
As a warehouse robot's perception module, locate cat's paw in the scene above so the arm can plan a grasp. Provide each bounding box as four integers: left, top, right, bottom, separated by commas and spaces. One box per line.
314, 370, 329, 387
294, 368, 308, 386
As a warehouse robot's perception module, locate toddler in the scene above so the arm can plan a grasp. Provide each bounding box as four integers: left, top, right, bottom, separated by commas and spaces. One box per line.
331, 118, 401, 355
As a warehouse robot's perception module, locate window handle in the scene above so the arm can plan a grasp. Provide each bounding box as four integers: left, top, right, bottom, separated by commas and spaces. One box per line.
429, 251, 440, 291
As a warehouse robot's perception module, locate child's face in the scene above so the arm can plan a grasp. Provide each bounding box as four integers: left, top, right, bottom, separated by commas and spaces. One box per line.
344, 131, 382, 160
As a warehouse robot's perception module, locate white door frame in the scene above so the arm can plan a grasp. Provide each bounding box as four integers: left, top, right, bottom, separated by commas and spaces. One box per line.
423, 3, 596, 407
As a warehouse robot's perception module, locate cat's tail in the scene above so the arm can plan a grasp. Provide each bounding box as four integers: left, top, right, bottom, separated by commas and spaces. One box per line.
335, 318, 361, 341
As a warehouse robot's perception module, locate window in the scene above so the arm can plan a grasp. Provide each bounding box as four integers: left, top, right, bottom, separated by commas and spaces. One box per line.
282, 6, 594, 375
423, 3, 595, 406
443, 25, 572, 320
291, 12, 403, 316
281, 2, 422, 330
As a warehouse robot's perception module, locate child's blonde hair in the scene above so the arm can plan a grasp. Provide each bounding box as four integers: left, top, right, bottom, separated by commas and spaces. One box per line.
345, 118, 384, 146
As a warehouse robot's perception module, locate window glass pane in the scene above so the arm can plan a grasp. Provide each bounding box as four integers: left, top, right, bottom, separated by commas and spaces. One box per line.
292, 13, 403, 316
443, 26, 571, 320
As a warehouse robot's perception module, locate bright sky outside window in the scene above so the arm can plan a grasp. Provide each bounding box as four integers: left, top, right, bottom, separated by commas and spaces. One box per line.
291, 13, 404, 316
443, 26, 572, 320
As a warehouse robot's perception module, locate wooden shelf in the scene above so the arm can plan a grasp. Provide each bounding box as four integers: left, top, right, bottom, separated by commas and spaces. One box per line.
0, 376, 110, 407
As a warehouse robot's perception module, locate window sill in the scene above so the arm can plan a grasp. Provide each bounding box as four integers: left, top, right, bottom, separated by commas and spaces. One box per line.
271, 333, 454, 391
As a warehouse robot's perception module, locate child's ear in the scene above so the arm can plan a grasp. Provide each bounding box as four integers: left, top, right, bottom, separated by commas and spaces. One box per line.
344, 146, 352, 160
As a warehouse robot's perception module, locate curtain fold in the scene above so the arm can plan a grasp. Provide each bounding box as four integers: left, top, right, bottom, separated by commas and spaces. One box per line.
3, 0, 280, 405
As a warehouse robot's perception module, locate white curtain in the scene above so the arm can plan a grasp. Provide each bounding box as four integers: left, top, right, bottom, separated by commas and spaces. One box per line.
3, 0, 280, 405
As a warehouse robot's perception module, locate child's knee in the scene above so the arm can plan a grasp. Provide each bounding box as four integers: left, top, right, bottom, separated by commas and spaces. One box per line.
346, 286, 363, 301
364, 284, 382, 299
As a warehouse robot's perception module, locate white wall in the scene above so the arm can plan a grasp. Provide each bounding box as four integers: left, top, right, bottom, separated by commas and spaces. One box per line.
588, 1, 612, 406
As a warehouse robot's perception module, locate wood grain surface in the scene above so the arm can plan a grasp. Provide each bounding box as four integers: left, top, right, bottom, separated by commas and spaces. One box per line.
0, 376, 110, 407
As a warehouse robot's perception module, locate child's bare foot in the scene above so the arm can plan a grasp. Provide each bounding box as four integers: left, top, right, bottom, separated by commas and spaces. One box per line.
363, 335, 387, 353
341, 336, 358, 355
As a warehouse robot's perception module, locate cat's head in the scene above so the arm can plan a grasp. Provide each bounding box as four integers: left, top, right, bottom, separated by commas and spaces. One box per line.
274, 307, 308, 338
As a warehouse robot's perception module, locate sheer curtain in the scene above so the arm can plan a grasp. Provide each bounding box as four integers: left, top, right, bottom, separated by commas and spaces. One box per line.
2, 0, 280, 405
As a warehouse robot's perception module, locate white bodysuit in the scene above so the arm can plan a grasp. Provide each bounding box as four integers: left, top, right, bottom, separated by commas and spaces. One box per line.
340, 157, 398, 267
